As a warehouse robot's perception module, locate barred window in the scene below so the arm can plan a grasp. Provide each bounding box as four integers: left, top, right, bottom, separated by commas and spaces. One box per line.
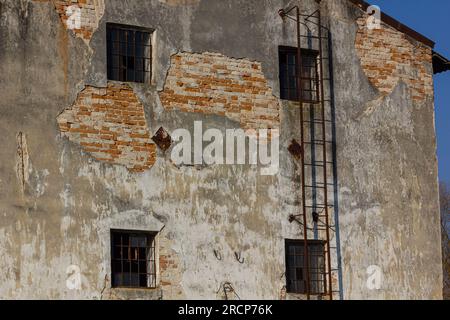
111, 230, 157, 289
279, 46, 319, 102
285, 239, 326, 295
107, 24, 152, 83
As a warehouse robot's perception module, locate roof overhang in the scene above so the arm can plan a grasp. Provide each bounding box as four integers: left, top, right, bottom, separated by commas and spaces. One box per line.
433, 51, 450, 74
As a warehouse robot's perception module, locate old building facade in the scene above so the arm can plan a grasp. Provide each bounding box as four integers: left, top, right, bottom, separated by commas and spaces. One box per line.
0, 0, 447, 299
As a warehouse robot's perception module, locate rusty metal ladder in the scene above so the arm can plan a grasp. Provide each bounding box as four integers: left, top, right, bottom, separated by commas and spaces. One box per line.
281, 4, 341, 300
299, 7, 338, 301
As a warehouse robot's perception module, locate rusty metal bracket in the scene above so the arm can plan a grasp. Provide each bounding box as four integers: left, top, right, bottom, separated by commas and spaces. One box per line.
152, 127, 172, 151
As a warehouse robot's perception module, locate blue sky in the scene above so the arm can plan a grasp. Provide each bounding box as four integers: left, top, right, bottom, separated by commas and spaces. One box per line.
370, 0, 450, 184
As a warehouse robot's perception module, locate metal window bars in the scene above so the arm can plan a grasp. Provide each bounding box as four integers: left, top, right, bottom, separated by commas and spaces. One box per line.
286, 240, 326, 295
107, 24, 152, 84
279, 47, 320, 103
111, 230, 157, 289
279, 3, 341, 300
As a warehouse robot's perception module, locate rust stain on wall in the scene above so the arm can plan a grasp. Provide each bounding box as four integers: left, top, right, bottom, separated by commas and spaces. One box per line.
355, 15, 433, 101
57, 82, 157, 172
159, 52, 280, 130
16, 132, 30, 193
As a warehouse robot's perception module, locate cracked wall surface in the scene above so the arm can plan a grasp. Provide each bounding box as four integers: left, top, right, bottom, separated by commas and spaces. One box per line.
355, 15, 434, 101
159, 52, 280, 130
57, 82, 157, 172
16, 132, 30, 194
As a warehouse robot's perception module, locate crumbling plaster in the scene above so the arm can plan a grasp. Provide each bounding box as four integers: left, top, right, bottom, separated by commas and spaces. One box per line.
57, 82, 157, 173
0, 0, 443, 300
33, 0, 105, 43
355, 14, 433, 102
159, 52, 281, 130
325, 0, 441, 299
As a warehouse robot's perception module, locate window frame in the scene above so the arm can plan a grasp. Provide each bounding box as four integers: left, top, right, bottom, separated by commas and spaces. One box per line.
285, 239, 326, 295
278, 46, 320, 103
106, 23, 153, 84
110, 229, 157, 290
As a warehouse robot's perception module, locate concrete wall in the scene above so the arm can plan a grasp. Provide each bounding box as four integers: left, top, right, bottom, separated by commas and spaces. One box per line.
0, 0, 442, 299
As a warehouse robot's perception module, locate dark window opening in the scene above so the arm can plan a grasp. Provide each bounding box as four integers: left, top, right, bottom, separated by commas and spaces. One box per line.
285, 239, 326, 295
111, 230, 157, 289
279, 46, 319, 102
107, 24, 152, 83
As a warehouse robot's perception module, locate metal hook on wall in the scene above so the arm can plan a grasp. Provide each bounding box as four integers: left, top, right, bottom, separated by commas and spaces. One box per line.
213, 249, 222, 261
234, 252, 245, 264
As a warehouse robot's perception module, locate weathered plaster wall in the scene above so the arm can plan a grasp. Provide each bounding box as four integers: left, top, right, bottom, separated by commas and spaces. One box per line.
326, 0, 442, 299
0, 0, 443, 300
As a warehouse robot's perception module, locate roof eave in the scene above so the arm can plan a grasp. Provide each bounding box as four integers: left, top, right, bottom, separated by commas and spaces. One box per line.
433, 51, 450, 74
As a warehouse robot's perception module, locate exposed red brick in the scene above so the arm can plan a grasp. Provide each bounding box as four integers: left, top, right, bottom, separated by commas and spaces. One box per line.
57, 82, 156, 173
159, 52, 280, 130
355, 15, 433, 102
33, 0, 105, 42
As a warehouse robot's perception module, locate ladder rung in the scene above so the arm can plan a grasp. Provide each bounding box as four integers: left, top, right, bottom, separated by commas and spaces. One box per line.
304, 163, 325, 167
304, 140, 333, 145
302, 120, 332, 125
305, 205, 334, 208
306, 181, 334, 185
299, 35, 329, 40
305, 119, 332, 123
301, 100, 332, 105
316, 222, 334, 231
304, 162, 334, 166
317, 224, 336, 229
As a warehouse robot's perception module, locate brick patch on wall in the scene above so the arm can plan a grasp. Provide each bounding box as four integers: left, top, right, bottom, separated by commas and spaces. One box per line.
159, 52, 280, 130
57, 82, 156, 172
34, 0, 105, 42
355, 16, 433, 102
159, 233, 185, 299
